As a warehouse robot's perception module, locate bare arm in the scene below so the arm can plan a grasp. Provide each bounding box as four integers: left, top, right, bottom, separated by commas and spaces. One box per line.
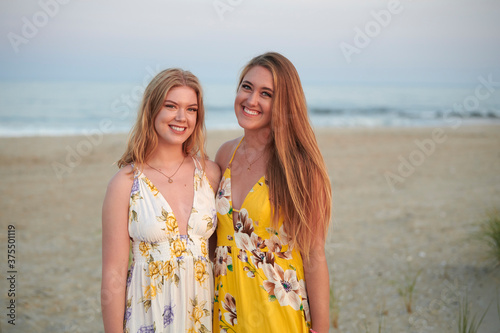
209, 138, 240, 261
304, 239, 330, 333
304, 178, 331, 333
205, 159, 222, 262
101, 167, 133, 333
205, 159, 222, 196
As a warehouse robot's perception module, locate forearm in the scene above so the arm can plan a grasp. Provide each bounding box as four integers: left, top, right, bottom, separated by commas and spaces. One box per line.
101, 265, 128, 332
304, 252, 330, 333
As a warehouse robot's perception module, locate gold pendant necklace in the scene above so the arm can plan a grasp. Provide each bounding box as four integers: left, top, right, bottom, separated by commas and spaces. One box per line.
146, 156, 186, 183
243, 139, 265, 171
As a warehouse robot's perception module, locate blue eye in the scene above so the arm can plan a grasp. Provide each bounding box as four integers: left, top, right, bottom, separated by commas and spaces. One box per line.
165, 104, 176, 109
262, 92, 272, 98
241, 84, 251, 90
187, 108, 198, 112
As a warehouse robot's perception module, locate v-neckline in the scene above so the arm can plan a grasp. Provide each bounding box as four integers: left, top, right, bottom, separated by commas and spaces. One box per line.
140, 157, 197, 236
229, 172, 265, 219
228, 139, 265, 218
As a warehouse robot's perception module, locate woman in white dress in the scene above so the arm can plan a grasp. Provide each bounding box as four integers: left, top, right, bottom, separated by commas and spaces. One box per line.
101, 68, 220, 333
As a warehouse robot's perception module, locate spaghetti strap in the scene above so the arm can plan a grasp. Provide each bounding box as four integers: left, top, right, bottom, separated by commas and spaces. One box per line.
191, 155, 201, 171
130, 162, 140, 179
228, 137, 244, 167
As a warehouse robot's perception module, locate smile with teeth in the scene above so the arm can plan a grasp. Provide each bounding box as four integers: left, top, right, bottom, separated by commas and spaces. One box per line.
243, 107, 260, 116
169, 125, 186, 132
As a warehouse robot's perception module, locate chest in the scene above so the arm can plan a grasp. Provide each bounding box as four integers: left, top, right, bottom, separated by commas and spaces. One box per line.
230, 170, 266, 212
141, 167, 195, 234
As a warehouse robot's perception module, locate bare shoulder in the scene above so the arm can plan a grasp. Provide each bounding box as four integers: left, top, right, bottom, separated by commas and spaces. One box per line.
102, 165, 134, 227
106, 165, 135, 197
215, 136, 243, 170
204, 159, 222, 191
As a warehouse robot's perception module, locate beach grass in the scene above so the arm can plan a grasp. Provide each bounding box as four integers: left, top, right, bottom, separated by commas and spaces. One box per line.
376, 301, 388, 333
395, 267, 422, 314
477, 209, 500, 265
329, 280, 339, 329
457, 293, 489, 333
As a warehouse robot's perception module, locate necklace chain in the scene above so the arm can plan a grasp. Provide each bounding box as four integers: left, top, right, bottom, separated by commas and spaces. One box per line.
243, 139, 265, 171
146, 156, 186, 183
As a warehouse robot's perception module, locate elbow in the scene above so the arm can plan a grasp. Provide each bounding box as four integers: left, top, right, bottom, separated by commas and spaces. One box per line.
303, 244, 327, 274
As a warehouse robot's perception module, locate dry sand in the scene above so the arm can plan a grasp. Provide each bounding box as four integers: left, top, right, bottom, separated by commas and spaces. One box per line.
0, 125, 499, 332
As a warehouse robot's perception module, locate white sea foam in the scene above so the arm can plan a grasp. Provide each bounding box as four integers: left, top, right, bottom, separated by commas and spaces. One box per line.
1, 81, 499, 137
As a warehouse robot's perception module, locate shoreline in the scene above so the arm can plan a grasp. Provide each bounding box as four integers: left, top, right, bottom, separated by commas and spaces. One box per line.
1, 120, 500, 139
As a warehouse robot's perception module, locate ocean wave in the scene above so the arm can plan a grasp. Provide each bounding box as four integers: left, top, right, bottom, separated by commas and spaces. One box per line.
309, 106, 500, 120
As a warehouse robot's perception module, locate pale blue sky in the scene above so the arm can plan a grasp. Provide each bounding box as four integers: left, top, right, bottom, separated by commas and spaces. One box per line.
1, 0, 499, 85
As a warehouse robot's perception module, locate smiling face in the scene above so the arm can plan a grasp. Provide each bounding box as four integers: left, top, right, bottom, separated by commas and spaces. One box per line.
154, 85, 198, 147
234, 65, 274, 131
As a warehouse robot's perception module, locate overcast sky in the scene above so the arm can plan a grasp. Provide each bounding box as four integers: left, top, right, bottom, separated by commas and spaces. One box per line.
1, 0, 499, 85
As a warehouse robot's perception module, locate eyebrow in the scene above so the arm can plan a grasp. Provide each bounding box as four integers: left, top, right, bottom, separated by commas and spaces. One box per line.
164, 100, 198, 107
242, 80, 274, 93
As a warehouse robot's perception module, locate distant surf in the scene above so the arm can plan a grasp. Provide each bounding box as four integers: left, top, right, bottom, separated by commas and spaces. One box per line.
1, 81, 499, 137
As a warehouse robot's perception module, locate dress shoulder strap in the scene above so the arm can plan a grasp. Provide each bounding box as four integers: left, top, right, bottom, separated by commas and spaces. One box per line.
191, 156, 201, 171
130, 162, 141, 179
228, 137, 245, 166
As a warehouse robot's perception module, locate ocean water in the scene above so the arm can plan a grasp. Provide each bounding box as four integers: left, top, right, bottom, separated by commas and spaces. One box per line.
0, 80, 499, 137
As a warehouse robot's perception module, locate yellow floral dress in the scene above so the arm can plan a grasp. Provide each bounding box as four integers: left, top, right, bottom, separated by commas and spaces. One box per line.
125, 157, 216, 333
213, 139, 311, 332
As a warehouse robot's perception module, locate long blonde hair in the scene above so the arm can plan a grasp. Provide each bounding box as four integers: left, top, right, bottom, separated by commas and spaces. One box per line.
238, 52, 332, 260
117, 68, 206, 169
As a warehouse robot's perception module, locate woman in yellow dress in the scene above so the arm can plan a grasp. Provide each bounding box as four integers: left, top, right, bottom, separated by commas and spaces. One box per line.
212, 53, 332, 332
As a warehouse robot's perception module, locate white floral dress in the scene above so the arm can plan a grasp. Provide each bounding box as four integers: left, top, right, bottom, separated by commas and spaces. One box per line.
125, 157, 216, 333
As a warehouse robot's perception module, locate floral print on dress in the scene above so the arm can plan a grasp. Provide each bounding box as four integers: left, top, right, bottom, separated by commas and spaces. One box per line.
222, 293, 237, 326
125, 158, 215, 332
142, 177, 159, 196
216, 293, 237, 332
138, 323, 156, 333
233, 209, 265, 253
188, 296, 211, 333
213, 138, 311, 332
216, 176, 231, 215
262, 262, 302, 310
156, 208, 178, 236
194, 259, 209, 285
214, 246, 232, 276
163, 304, 175, 327
170, 238, 186, 258
299, 279, 311, 322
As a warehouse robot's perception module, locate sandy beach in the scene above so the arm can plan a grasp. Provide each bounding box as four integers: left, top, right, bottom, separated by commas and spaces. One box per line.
1, 124, 499, 333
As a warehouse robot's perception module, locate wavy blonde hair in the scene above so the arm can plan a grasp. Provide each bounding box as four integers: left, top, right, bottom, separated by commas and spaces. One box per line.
117, 68, 206, 169
238, 52, 332, 260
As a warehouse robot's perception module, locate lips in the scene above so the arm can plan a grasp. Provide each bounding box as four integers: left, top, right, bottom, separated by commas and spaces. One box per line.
169, 125, 186, 133
243, 106, 260, 116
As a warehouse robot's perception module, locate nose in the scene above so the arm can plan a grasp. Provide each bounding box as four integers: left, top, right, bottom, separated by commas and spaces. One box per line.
246, 91, 258, 107
175, 107, 187, 121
